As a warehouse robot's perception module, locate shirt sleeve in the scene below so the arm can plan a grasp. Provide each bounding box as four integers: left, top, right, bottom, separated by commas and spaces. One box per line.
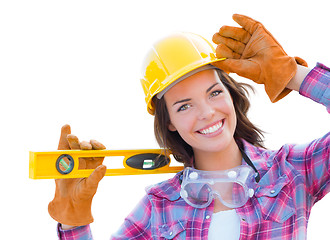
292, 132, 329, 203
57, 224, 93, 240
299, 63, 330, 112
292, 63, 330, 202
111, 195, 152, 239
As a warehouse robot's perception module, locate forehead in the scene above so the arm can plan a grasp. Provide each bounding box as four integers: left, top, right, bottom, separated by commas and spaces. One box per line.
164, 69, 223, 98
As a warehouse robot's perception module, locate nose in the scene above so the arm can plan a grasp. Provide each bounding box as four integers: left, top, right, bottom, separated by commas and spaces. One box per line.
197, 101, 215, 120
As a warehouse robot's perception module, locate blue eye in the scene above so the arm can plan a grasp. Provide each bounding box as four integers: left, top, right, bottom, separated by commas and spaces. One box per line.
177, 104, 191, 112
210, 90, 222, 98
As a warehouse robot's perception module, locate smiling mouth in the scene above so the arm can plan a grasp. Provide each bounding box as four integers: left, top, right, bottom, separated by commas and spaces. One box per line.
197, 120, 224, 135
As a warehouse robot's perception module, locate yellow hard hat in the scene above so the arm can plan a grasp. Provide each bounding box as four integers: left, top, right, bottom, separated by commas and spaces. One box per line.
140, 32, 225, 115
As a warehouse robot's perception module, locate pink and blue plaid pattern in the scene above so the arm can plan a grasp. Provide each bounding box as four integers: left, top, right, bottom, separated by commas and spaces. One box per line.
58, 63, 329, 239
300, 63, 330, 113
57, 224, 93, 240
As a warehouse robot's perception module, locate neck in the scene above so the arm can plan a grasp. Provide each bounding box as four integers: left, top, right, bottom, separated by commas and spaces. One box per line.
193, 140, 242, 171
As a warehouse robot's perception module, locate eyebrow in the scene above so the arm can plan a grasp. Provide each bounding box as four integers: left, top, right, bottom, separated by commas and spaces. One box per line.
172, 83, 220, 106
206, 83, 219, 93
173, 98, 191, 106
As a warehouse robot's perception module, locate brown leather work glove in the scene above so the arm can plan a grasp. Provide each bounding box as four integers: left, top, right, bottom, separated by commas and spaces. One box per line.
48, 124, 107, 226
212, 14, 308, 102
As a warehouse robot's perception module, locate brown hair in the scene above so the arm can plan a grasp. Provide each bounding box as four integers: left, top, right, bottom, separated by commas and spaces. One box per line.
153, 69, 265, 166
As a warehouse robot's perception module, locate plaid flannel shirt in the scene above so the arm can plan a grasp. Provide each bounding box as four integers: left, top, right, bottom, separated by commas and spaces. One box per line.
58, 63, 330, 240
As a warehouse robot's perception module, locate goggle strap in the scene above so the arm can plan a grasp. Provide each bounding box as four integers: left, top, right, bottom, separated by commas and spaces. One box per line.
240, 148, 261, 183
178, 149, 261, 183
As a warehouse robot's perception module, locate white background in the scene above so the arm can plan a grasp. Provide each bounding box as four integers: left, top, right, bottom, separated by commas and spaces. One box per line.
0, 0, 329, 239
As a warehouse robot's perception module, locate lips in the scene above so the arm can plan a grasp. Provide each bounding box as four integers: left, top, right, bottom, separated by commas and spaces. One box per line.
197, 119, 224, 135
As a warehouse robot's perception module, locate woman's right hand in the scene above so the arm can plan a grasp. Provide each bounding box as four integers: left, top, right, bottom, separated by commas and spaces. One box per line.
48, 124, 107, 227
212, 14, 307, 103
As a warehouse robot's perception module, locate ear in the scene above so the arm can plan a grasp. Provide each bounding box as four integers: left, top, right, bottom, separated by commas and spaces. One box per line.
168, 122, 177, 132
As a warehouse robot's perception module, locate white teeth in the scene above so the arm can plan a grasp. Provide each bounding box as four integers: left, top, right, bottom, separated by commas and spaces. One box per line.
200, 121, 223, 134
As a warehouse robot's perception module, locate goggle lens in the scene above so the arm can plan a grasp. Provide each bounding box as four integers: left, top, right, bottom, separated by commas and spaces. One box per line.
182, 182, 247, 208
180, 166, 256, 208
182, 183, 212, 207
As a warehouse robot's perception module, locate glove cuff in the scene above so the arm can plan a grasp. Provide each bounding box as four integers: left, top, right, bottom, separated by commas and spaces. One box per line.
48, 199, 94, 226
294, 56, 308, 67
265, 56, 307, 102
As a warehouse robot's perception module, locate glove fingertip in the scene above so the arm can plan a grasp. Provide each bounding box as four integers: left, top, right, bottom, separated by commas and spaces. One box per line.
67, 134, 81, 150
90, 165, 107, 183
80, 141, 93, 150
61, 124, 71, 131
232, 13, 243, 22
97, 164, 107, 174
211, 60, 232, 73
212, 32, 221, 44
232, 14, 259, 34
90, 139, 106, 150
58, 125, 71, 150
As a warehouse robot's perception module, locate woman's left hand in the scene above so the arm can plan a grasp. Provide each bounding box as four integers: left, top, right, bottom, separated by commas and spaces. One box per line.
48, 124, 107, 227
212, 14, 307, 102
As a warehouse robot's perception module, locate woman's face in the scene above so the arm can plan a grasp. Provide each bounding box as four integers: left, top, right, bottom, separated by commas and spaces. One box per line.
164, 69, 237, 155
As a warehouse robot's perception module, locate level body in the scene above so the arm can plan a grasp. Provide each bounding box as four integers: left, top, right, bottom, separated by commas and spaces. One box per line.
29, 149, 183, 179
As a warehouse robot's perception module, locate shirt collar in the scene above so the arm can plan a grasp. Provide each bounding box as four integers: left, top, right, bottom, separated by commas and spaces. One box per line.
146, 171, 183, 201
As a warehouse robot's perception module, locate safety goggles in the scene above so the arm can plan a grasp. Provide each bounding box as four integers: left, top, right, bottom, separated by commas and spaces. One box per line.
180, 165, 258, 209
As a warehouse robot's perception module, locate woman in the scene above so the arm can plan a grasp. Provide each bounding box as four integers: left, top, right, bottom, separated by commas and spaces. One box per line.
51, 14, 329, 239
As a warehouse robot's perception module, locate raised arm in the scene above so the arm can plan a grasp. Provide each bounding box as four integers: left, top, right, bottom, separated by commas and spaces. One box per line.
212, 14, 308, 102
286, 65, 311, 92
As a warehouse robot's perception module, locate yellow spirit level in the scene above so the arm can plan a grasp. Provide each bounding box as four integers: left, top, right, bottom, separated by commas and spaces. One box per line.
29, 149, 184, 179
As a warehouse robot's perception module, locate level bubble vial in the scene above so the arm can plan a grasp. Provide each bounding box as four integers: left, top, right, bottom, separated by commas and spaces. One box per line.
56, 154, 75, 175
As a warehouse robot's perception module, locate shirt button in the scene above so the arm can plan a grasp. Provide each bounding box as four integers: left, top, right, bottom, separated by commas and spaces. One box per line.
206, 215, 210, 219
169, 232, 173, 236
270, 190, 276, 194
